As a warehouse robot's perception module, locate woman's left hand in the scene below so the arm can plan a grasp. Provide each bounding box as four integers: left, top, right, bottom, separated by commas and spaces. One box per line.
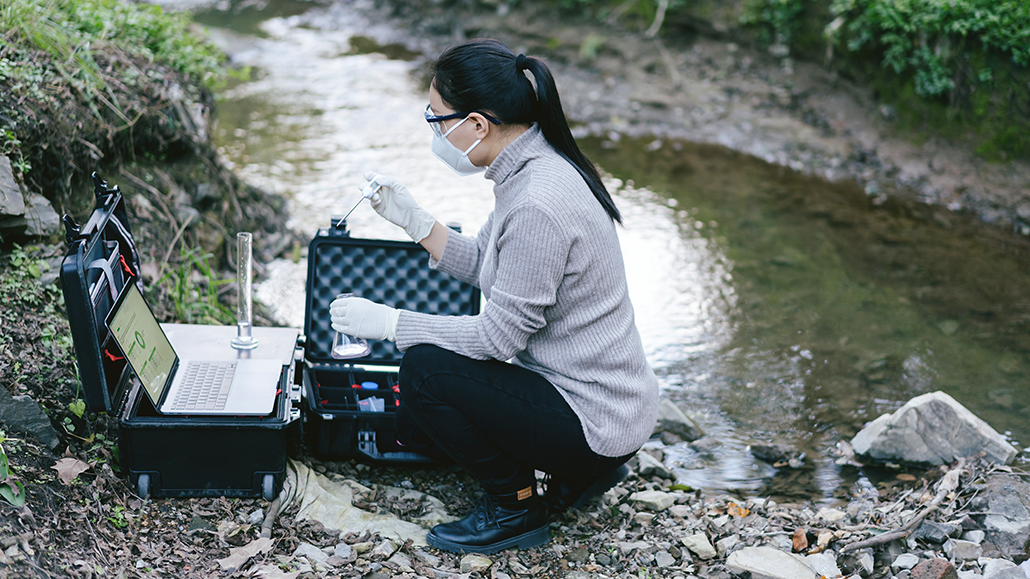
329, 296, 400, 342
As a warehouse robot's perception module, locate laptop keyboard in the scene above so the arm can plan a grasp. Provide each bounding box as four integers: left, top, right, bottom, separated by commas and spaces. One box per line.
169, 361, 236, 411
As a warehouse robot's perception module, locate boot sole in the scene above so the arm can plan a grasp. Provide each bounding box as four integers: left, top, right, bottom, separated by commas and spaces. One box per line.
569, 463, 631, 511
426, 524, 551, 555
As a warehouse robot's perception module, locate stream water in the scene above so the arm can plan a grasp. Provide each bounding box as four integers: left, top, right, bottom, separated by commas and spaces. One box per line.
187, 0, 1030, 502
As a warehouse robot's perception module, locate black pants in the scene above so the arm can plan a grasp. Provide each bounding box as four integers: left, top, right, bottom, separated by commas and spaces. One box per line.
396, 344, 633, 498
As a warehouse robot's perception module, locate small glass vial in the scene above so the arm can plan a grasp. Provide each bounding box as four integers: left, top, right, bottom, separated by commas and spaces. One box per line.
331, 293, 370, 359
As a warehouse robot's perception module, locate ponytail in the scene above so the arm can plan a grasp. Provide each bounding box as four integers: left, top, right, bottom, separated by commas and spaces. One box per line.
433, 39, 622, 224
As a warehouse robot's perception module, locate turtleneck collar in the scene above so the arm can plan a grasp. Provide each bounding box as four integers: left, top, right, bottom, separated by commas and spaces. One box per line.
484, 123, 544, 186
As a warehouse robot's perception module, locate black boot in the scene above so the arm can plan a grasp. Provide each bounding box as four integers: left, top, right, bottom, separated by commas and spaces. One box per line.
426, 490, 550, 554
543, 463, 630, 514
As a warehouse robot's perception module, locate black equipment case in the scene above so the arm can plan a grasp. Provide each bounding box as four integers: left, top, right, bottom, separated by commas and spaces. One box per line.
300, 218, 481, 463
61, 174, 301, 500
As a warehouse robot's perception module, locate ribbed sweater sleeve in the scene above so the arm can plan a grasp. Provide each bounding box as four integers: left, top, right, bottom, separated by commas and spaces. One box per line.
395, 125, 659, 457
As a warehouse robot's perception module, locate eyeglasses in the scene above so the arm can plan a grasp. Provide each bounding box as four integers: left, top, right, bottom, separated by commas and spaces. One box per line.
424, 104, 501, 136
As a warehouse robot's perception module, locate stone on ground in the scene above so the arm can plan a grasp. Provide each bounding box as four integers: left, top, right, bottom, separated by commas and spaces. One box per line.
629, 490, 676, 511
850, 391, 1017, 465
982, 559, 1028, 579
460, 554, 492, 574
726, 546, 818, 579
680, 533, 717, 560
653, 398, 704, 441
911, 558, 958, 579
976, 475, 1030, 557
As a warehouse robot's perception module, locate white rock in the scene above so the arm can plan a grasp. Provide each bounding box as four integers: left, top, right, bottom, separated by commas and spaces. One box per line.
805, 552, 841, 577
460, 554, 492, 574
629, 490, 677, 511
681, 533, 717, 560
962, 530, 986, 544
23, 192, 60, 237
653, 398, 704, 441
669, 505, 692, 519
892, 553, 920, 569
716, 535, 739, 556
957, 571, 983, 579
293, 542, 329, 564
412, 548, 440, 567
944, 539, 983, 560
982, 558, 1027, 579
856, 551, 875, 576
726, 546, 818, 579
636, 451, 676, 480
634, 512, 655, 525
816, 507, 846, 523
620, 541, 652, 555
388, 552, 414, 573
371, 539, 397, 558
850, 391, 1017, 465
1021, 560, 1030, 579
655, 551, 676, 568
333, 543, 352, 559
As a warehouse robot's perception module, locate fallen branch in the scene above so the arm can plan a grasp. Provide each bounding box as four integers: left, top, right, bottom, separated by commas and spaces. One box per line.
260, 496, 282, 539
841, 461, 964, 553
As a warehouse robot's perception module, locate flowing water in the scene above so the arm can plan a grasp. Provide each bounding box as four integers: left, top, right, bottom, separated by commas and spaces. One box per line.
189, 0, 1030, 502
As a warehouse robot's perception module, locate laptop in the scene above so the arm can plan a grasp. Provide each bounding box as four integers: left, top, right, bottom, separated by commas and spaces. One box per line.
106, 282, 283, 415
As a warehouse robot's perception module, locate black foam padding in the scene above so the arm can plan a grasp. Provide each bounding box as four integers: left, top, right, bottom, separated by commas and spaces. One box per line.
304, 233, 481, 364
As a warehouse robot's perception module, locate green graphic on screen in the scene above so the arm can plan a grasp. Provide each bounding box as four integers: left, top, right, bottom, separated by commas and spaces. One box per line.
109, 284, 175, 403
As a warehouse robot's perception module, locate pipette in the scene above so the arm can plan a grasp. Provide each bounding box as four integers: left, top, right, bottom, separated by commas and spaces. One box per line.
334, 176, 382, 228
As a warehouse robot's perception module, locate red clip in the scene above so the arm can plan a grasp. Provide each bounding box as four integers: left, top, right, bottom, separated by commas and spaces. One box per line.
321, 399, 328, 405
351, 383, 361, 389
118, 254, 134, 277
104, 349, 125, 362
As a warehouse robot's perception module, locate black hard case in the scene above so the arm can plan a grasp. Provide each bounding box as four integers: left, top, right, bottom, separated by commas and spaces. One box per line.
301, 221, 481, 462
60, 174, 300, 500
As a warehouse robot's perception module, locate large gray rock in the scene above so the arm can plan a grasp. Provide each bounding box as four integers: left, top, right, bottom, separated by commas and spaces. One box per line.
0, 156, 26, 217
850, 391, 1017, 465
973, 475, 1030, 559
0, 386, 61, 450
982, 559, 1027, 579
653, 398, 705, 442
726, 546, 819, 579
0, 156, 27, 236
23, 192, 60, 237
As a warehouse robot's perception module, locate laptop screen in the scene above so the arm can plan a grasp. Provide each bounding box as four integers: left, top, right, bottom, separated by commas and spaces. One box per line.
108, 283, 177, 404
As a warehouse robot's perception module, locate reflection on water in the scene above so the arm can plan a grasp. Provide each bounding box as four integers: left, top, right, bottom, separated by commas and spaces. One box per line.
202, 1, 1030, 501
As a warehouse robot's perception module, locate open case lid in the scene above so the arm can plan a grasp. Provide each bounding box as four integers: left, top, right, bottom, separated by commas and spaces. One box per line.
303, 220, 481, 366
60, 173, 144, 413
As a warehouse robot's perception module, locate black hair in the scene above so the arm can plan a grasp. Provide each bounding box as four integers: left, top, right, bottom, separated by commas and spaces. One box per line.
432, 38, 622, 224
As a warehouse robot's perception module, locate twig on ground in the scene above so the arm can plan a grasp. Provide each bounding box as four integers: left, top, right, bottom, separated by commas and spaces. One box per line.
260, 497, 282, 539
841, 461, 965, 553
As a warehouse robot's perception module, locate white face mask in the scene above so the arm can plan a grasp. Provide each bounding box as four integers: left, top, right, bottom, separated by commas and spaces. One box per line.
431, 116, 485, 176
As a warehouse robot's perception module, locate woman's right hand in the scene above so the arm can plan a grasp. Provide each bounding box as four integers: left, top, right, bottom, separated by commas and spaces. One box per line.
364, 171, 436, 242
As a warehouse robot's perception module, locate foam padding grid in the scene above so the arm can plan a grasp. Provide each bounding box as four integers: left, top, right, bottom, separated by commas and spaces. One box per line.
305, 235, 480, 364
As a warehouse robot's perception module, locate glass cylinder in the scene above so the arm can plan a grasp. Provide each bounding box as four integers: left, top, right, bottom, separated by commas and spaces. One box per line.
231, 231, 259, 349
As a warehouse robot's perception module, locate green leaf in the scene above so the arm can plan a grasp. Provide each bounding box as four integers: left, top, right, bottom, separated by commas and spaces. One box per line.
0, 452, 8, 480
0, 481, 26, 507
69, 399, 86, 418
668, 483, 694, 491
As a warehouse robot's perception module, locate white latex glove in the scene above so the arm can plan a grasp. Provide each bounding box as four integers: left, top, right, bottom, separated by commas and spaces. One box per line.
364, 171, 436, 243
330, 296, 400, 342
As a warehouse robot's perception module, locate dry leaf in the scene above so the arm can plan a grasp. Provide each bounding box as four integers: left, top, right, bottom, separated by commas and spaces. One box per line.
792, 528, 808, 551
896, 473, 916, 481
727, 502, 751, 518
250, 564, 300, 579
817, 530, 834, 547
216, 537, 274, 571
52, 458, 92, 485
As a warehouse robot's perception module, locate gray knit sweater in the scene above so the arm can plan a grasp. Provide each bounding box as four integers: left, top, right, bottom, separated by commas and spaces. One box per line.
396, 125, 659, 457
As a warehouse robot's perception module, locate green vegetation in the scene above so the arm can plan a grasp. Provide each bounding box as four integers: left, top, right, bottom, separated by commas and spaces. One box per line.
0, 0, 231, 211
0, 433, 26, 507
551, 0, 1030, 161
0, 0, 227, 94
158, 245, 236, 325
